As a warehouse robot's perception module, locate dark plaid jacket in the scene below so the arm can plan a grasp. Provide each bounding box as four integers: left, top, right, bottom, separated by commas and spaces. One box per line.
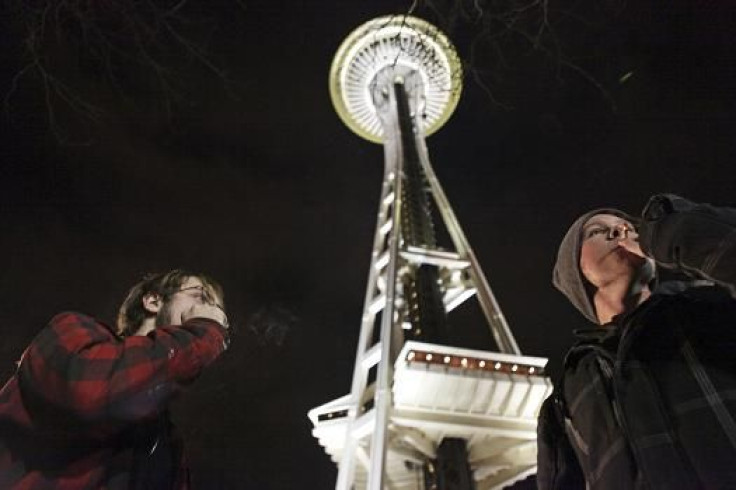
538, 195, 736, 489
0, 312, 228, 489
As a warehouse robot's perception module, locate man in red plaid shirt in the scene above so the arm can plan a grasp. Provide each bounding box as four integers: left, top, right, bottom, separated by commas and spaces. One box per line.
0, 270, 230, 489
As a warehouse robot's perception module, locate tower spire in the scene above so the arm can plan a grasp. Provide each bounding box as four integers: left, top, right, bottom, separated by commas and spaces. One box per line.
309, 15, 551, 489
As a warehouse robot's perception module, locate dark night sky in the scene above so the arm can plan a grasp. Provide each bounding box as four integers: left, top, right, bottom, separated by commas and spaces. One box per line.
1, 0, 735, 488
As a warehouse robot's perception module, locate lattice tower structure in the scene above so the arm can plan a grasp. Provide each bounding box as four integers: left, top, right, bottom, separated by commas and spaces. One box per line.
309, 15, 553, 490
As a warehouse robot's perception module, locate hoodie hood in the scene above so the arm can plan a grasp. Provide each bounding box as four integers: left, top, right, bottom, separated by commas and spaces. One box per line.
552, 208, 635, 324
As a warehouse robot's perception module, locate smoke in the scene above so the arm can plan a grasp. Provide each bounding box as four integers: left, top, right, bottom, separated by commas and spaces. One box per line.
243, 304, 296, 348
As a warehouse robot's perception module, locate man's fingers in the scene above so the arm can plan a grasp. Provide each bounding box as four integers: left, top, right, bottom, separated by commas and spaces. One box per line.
183, 304, 228, 327
618, 236, 647, 258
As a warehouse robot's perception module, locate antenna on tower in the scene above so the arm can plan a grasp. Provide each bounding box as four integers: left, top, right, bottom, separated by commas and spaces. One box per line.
309, 15, 552, 490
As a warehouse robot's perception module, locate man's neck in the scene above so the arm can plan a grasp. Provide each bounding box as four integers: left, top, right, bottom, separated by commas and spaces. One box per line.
594, 279, 652, 325
134, 319, 156, 336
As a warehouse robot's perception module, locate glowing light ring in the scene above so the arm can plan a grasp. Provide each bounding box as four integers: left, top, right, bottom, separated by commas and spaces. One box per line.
329, 15, 463, 143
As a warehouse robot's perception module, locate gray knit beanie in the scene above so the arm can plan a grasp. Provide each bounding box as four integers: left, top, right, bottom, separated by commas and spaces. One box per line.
552, 208, 635, 324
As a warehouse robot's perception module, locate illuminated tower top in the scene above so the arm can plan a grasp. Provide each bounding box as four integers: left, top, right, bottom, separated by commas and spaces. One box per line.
329, 15, 462, 143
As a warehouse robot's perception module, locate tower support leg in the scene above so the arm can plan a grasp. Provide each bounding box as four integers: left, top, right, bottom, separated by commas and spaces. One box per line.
424, 438, 476, 490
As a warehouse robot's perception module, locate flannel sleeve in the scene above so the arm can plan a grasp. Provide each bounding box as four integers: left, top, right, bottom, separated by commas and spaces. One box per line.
17, 312, 228, 423
638, 193, 736, 295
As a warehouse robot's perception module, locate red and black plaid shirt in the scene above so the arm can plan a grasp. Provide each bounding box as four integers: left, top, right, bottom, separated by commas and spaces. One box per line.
0, 311, 228, 489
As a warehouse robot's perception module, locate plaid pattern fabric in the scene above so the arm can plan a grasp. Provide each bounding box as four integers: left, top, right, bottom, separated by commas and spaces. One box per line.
616, 288, 736, 489
0, 312, 228, 489
538, 286, 736, 489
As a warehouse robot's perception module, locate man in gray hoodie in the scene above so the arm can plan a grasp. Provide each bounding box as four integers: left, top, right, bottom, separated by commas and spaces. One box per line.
537, 194, 736, 490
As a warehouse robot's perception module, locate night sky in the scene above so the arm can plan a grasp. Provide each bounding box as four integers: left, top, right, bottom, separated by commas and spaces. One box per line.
1, 0, 735, 488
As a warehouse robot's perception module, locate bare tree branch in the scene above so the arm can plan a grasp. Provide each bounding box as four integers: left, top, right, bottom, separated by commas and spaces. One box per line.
411, 0, 622, 112
5, 0, 243, 143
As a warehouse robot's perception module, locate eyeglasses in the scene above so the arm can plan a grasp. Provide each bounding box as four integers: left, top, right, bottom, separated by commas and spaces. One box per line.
176, 285, 230, 328
176, 285, 224, 310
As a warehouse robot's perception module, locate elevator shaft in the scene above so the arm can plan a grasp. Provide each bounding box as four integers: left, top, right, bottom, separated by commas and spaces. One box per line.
394, 82, 449, 345
394, 82, 473, 490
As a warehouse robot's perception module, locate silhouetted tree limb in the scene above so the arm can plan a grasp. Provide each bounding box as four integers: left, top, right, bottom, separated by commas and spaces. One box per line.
406, 0, 625, 112
5, 0, 242, 143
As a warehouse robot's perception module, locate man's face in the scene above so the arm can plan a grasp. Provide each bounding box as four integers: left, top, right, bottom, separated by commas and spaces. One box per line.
579, 214, 654, 289
156, 276, 223, 327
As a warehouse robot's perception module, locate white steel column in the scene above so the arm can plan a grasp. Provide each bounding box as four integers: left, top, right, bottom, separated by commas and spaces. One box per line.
415, 136, 520, 355
336, 82, 406, 489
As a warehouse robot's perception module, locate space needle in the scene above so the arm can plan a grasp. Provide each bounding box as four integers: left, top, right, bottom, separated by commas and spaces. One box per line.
308, 15, 552, 489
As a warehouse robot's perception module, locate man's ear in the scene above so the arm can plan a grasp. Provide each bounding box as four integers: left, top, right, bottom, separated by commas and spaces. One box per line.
142, 293, 163, 314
